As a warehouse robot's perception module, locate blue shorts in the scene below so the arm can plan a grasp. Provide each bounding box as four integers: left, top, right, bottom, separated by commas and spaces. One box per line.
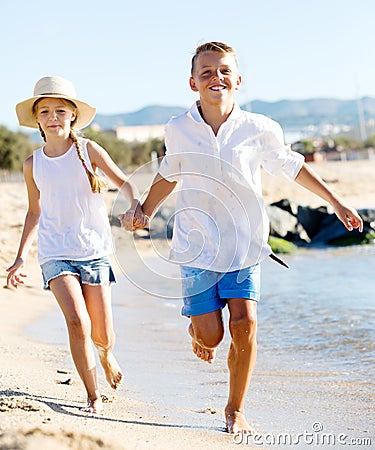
40, 256, 117, 290
180, 264, 260, 317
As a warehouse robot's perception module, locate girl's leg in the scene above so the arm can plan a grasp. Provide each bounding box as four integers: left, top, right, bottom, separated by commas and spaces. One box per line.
49, 274, 102, 414
82, 284, 123, 389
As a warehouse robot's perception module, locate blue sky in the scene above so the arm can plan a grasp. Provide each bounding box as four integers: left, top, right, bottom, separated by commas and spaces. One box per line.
1, 0, 374, 129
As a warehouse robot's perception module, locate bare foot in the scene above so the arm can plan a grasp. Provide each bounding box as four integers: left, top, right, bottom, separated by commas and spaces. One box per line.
191, 340, 216, 363
188, 324, 216, 363
98, 348, 123, 389
225, 410, 255, 434
80, 397, 103, 415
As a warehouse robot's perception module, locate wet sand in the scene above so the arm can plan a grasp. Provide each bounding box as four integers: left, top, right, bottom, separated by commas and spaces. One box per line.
1, 159, 374, 449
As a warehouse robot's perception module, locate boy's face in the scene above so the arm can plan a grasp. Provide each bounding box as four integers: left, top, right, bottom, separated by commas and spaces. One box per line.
189, 51, 242, 106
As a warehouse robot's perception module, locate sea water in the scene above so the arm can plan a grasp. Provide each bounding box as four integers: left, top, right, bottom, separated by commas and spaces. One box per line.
109, 243, 375, 425
28, 244, 375, 429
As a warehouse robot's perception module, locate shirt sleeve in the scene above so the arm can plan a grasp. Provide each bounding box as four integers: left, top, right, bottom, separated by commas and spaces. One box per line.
158, 121, 182, 182
260, 119, 305, 181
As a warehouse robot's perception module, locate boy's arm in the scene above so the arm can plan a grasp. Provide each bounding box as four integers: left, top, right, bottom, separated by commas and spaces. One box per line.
142, 173, 177, 218
294, 163, 363, 232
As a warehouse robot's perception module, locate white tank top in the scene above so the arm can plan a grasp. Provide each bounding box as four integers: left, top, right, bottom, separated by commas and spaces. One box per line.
33, 138, 113, 264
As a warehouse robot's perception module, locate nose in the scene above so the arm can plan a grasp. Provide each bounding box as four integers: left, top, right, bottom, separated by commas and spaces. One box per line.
48, 110, 58, 120
213, 69, 224, 80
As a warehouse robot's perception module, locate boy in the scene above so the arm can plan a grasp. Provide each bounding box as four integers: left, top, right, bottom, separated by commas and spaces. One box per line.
120, 42, 363, 434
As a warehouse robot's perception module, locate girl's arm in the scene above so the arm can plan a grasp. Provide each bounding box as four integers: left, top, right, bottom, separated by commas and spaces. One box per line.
294, 163, 363, 232
87, 140, 138, 205
6, 156, 41, 288
87, 140, 147, 227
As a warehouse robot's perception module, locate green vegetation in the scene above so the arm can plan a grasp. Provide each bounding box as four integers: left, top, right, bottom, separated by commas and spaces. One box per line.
0, 125, 165, 173
329, 231, 375, 246
83, 128, 132, 168
268, 236, 298, 254
364, 134, 375, 148
296, 133, 375, 156
0, 126, 34, 172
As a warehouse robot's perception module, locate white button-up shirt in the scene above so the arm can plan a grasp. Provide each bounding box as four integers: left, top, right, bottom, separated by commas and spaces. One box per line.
158, 102, 304, 272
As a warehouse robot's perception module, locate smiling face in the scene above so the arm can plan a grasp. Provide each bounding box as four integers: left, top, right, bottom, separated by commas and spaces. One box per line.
34, 98, 77, 138
189, 50, 242, 108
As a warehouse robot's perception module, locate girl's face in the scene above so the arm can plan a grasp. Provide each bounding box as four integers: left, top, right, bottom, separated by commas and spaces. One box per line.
35, 98, 76, 137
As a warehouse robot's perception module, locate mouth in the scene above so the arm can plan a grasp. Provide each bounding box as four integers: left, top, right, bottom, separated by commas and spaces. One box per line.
209, 84, 226, 91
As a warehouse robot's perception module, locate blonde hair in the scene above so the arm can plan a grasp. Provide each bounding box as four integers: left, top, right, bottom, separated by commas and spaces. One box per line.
191, 41, 238, 75
34, 98, 107, 193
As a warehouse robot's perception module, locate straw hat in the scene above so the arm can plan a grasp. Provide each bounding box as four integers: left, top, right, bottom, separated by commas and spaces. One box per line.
15, 76, 97, 129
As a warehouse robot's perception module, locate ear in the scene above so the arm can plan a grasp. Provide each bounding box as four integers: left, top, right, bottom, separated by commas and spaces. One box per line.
189, 77, 198, 92
235, 74, 242, 91
71, 110, 77, 122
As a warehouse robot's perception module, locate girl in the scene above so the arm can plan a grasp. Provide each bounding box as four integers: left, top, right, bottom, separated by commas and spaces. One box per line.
7, 76, 146, 414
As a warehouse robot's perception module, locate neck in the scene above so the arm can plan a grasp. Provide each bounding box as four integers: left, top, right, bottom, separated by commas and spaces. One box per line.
198, 100, 235, 135
43, 135, 73, 157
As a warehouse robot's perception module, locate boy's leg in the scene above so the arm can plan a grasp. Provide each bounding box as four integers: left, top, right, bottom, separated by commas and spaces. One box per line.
189, 309, 225, 363
50, 275, 102, 414
225, 298, 257, 434
83, 284, 123, 390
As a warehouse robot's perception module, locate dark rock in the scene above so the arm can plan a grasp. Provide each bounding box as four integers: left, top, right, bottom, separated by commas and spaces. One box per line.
297, 205, 330, 239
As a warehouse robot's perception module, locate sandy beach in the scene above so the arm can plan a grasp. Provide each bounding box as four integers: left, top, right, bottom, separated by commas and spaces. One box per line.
0, 159, 374, 449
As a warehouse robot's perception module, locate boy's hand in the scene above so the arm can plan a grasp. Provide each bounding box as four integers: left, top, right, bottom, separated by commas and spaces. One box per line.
333, 203, 363, 232
118, 206, 150, 232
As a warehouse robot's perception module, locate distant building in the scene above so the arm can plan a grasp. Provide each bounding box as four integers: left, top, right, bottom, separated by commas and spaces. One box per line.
114, 124, 165, 142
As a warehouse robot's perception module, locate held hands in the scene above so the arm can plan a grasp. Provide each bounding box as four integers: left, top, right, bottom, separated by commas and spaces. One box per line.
118, 204, 150, 232
6, 257, 27, 289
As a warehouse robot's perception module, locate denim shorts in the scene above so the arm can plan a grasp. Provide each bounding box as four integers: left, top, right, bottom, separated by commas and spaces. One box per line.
40, 256, 117, 289
180, 264, 260, 317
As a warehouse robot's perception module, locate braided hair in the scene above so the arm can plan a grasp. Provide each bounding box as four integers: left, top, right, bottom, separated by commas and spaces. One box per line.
69, 129, 108, 193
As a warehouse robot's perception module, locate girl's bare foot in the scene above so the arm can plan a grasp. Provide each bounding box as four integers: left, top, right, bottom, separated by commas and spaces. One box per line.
98, 348, 123, 389
81, 396, 103, 415
225, 409, 255, 434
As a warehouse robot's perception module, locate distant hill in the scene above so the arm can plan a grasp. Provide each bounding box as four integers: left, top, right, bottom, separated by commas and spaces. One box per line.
94, 105, 186, 129
244, 97, 375, 128
92, 97, 375, 131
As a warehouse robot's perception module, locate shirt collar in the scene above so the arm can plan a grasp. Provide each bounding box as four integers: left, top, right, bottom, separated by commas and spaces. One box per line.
187, 101, 243, 124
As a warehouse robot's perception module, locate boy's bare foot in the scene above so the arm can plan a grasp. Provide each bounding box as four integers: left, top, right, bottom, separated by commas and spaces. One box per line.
225, 409, 255, 435
98, 348, 123, 389
81, 396, 103, 415
188, 323, 216, 363
191, 340, 216, 363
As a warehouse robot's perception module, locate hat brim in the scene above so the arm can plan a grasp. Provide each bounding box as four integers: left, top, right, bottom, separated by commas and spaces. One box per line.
15, 94, 97, 130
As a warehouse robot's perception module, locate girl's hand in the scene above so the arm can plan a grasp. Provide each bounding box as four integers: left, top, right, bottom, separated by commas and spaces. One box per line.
6, 258, 27, 289
118, 207, 150, 232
